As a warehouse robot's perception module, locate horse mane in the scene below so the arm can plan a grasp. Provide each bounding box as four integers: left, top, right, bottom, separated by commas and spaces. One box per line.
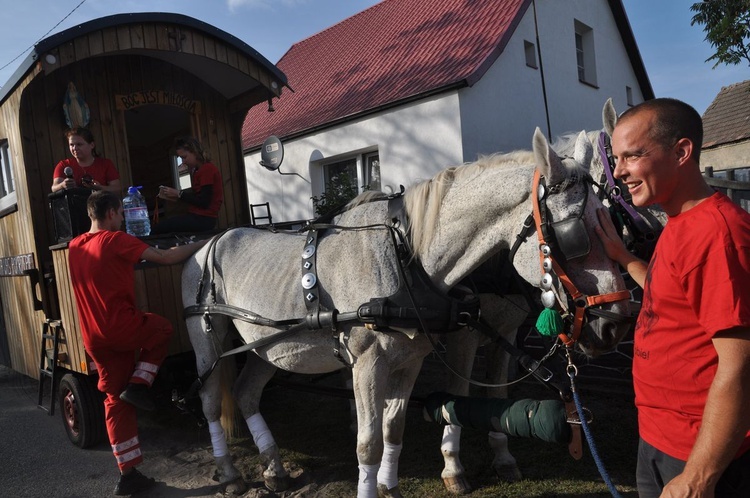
403, 150, 535, 259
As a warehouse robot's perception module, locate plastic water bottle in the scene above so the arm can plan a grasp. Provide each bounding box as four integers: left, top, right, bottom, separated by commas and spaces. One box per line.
123, 186, 151, 237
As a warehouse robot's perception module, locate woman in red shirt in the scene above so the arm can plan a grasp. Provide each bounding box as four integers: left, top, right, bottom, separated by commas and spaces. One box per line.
153, 137, 224, 234
51, 127, 121, 193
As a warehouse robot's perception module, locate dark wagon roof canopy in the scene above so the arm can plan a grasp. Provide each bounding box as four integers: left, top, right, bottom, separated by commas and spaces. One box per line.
0, 12, 289, 111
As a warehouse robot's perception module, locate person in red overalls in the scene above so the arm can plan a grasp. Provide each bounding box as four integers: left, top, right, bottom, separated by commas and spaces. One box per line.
153, 136, 224, 234
68, 190, 208, 495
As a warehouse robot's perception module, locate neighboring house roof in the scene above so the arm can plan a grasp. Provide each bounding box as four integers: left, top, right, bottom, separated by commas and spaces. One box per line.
702, 79, 750, 149
242, 0, 652, 151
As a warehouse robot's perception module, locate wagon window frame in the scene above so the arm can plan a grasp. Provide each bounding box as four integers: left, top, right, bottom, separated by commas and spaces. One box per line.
0, 139, 17, 217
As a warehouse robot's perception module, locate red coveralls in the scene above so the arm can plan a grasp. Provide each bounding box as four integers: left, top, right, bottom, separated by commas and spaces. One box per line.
69, 230, 173, 471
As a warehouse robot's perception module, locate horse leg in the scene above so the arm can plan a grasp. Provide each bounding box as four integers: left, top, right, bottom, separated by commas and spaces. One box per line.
482, 294, 525, 483
233, 353, 288, 492
376, 358, 425, 498
190, 315, 246, 494
351, 350, 387, 498
440, 329, 482, 495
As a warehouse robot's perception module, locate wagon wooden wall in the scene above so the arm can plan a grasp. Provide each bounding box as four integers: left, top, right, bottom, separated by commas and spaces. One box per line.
0, 17, 283, 379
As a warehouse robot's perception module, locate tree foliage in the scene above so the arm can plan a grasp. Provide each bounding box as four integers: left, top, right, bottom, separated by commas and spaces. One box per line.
311, 172, 360, 217
690, 1, 750, 67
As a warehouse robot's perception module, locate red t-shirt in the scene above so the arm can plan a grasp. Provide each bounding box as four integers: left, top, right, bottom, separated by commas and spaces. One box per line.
68, 230, 149, 350
189, 162, 223, 218
53, 157, 120, 187
634, 192, 750, 461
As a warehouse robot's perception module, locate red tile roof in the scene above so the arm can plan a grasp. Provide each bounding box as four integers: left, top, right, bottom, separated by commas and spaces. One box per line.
242, 0, 530, 150
702, 79, 750, 148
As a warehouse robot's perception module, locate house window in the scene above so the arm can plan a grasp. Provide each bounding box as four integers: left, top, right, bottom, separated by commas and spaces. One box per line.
322, 151, 381, 194
315, 150, 381, 215
524, 40, 537, 69
574, 20, 597, 86
626, 86, 634, 106
364, 152, 381, 191
0, 140, 17, 215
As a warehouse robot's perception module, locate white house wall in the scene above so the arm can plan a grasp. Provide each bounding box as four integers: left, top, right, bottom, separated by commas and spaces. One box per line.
535, 0, 645, 133
459, 0, 646, 162
244, 93, 463, 222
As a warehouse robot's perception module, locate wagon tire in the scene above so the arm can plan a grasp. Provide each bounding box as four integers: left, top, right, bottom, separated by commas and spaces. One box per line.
58, 373, 105, 448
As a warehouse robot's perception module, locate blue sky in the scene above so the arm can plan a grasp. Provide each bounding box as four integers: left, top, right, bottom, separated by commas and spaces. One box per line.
0, 0, 745, 115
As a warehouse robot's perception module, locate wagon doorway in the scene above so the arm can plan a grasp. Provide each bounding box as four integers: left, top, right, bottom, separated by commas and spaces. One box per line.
124, 105, 192, 221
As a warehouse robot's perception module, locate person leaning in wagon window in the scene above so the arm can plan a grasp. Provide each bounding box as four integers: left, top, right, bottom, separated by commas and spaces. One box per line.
594, 98, 750, 498
68, 190, 208, 495
152, 136, 224, 234
51, 127, 121, 193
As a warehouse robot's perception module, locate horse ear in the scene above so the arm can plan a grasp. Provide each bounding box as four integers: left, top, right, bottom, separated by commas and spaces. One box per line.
603, 98, 617, 136
532, 127, 564, 182
574, 130, 593, 172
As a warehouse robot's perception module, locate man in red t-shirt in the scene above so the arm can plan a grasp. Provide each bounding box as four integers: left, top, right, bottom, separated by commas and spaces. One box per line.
69, 191, 207, 496
596, 98, 750, 498
153, 137, 224, 234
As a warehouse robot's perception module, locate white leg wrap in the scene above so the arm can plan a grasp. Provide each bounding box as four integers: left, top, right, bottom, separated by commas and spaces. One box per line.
246, 413, 275, 454
377, 442, 401, 489
208, 420, 229, 458
358, 463, 379, 497
441, 424, 462, 453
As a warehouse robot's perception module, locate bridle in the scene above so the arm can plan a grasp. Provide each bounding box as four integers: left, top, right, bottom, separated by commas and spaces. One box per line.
530, 169, 631, 347
596, 131, 658, 255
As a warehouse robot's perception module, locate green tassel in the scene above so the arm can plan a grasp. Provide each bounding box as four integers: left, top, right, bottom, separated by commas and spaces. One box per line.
536, 308, 563, 336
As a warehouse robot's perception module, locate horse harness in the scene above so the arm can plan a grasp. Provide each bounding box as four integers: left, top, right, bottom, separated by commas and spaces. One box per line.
182, 192, 481, 392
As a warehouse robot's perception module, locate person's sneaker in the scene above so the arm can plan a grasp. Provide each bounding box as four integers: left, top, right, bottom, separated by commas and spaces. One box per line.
119, 383, 155, 411
113, 468, 156, 496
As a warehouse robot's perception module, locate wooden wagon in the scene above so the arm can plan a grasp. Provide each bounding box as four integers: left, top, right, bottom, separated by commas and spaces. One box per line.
0, 12, 288, 446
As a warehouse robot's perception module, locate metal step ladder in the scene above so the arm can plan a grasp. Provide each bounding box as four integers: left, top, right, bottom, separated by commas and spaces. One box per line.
250, 202, 273, 226
37, 319, 62, 415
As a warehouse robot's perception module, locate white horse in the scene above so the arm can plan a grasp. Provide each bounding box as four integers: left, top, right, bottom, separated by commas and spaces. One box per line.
437, 99, 668, 495
181, 128, 632, 498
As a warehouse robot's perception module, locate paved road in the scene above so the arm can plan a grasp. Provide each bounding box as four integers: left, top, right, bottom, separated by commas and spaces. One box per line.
0, 365, 219, 498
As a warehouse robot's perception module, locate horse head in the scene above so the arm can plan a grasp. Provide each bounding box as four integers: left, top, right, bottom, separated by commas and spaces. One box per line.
527, 127, 632, 356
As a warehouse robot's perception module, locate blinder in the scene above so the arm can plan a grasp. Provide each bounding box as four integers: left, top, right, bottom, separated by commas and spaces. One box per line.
539, 174, 592, 262
548, 217, 590, 261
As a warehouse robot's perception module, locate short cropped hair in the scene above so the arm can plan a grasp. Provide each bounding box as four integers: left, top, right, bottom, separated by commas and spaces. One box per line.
618, 98, 703, 162
174, 136, 210, 163
87, 190, 121, 221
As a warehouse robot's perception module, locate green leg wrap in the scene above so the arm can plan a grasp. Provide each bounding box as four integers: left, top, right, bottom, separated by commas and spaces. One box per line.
424, 392, 570, 444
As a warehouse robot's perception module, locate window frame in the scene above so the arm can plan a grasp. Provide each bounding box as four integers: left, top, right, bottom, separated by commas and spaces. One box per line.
574, 19, 598, 87
0, 139, 17, 217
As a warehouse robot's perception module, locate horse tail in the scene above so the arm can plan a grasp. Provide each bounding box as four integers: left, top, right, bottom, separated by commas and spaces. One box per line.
218, 355, 243, 441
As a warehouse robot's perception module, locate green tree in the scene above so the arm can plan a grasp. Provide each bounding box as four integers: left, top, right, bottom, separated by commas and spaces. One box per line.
690, 1, 750, 67
311, 172, 360, 217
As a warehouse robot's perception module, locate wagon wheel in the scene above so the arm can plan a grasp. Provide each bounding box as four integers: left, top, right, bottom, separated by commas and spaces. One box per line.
58, 373, 105, 448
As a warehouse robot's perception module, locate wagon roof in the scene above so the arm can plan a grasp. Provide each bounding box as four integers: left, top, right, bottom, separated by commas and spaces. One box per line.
0, 12, 289, 108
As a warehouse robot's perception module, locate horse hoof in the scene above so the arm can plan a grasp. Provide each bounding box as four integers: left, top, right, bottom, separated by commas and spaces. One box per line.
222, 477, 247, 495
377, 483, 404, 498
494, 464, 522, 483
442, 475, 472, 495
264, 474, 290, 492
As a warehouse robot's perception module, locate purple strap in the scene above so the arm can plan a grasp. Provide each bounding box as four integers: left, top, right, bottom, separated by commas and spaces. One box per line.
597, 132, 652, 233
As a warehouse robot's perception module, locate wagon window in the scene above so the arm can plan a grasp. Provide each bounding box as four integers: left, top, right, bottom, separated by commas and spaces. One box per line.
0, 140, 16, 216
